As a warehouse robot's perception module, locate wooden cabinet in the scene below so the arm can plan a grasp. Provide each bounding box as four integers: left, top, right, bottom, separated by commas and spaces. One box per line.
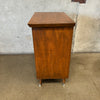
28, 12, 75, 86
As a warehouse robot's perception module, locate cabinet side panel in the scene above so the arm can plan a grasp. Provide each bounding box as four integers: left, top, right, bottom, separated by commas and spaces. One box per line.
32, 27, 73, 79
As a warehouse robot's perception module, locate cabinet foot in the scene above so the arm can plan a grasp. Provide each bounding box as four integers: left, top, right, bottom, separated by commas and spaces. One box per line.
62, 79, 66, 87
39, 84, 42, 87
39, 79, 42, 87
63, 83, 65, 87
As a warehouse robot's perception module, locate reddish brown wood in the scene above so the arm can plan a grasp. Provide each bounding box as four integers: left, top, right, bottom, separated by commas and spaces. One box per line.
63, 79, 66, 84
39, 79, 42, 85
72, 0, 86, 3
28, 12, 75, 28
32, 27, 73, 79
28, 12, 75, 83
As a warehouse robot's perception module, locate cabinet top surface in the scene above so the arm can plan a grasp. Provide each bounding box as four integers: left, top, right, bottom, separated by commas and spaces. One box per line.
28, 12, 75, 27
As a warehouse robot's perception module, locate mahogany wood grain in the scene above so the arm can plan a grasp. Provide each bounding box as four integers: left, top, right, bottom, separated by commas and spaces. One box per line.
28, 12, 75, 83
32, 27, 73, 79
28, 12, 75, 28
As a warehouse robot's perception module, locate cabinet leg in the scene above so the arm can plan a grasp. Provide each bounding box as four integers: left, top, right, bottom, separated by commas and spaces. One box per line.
63, 79, 65, 84
63, 79, 65, 87
39, 79, 42, 87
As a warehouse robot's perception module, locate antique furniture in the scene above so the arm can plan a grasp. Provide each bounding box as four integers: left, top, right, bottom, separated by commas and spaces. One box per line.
28, 12, 75, 86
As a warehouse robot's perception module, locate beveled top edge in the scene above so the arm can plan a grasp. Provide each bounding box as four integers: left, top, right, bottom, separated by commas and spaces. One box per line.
28, 12, 75, 28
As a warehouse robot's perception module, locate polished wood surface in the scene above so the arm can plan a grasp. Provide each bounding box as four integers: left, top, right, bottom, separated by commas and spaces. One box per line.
28, 12, 75, 83
32, 27, 73, 79
28, 12, 75, 27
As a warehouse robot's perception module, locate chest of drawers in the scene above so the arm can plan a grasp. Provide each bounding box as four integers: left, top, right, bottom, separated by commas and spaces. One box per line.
28, 12, 75, 86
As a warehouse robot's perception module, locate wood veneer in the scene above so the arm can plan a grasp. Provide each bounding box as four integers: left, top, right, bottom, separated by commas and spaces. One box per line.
28, 12, 75, 85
